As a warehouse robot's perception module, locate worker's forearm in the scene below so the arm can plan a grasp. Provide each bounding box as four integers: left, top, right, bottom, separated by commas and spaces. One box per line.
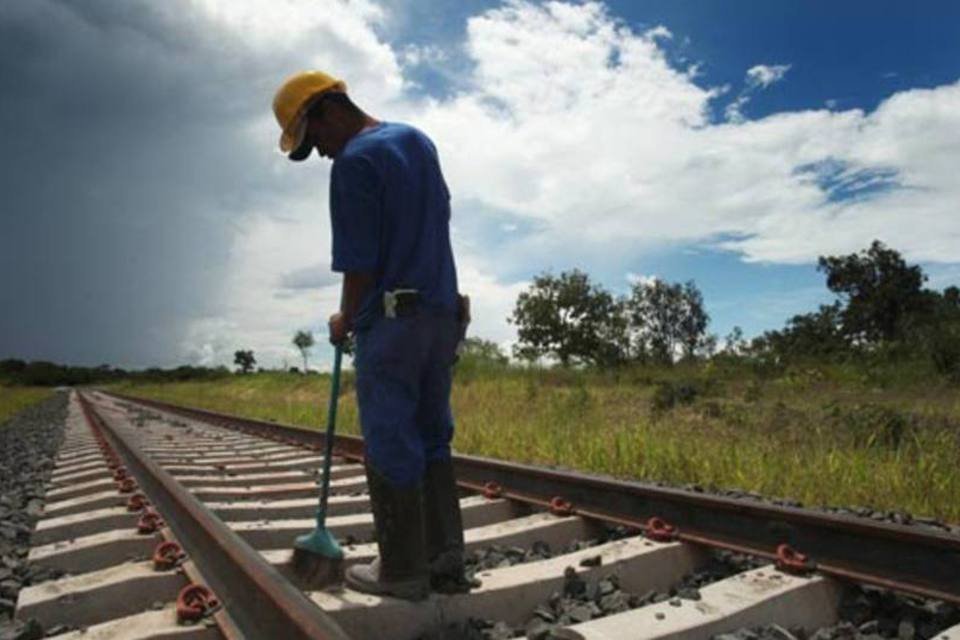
340, 272, 375, 324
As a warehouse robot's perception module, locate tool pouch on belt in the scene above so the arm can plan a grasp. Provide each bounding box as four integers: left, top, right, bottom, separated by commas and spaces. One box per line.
455, 294, 471, 360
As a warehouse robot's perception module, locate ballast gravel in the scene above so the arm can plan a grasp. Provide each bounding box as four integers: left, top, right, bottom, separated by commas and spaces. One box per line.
462, 525, 633, 581
713, 584, 960, 640
0, 391, 68, 640
436, 542, 762, 640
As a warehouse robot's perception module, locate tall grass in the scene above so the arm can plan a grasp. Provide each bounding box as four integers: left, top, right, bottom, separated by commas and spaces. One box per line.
109, 358, 960, 522
0, 387, 53, 423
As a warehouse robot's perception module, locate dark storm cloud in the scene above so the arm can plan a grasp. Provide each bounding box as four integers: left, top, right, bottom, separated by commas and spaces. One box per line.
0, 1, 298, 367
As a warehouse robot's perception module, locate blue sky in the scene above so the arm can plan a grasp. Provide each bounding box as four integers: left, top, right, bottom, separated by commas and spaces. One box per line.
388, 1, 960, 115
381, 0, 960, 340
2, 0, 959, 368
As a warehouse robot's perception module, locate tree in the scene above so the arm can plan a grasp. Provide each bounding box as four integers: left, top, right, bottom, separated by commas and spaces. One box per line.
902, 285, 960, 380
944, 286, 960, 310
233, 350, 256, 374
509, 270, 627, 366
722, 326, 747, 355
752, 302, 847, 360
292, 330, 315, 373
817, 240, 929, 344
625, 279, 710, 363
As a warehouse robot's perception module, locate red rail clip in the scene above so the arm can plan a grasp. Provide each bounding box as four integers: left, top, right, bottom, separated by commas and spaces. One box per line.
153, 541, 185, 571
176, 584, 219, 623
482, 481, 503, 499
113, 467, 128, 481
117, 478, 137, 494
775, 543, 815, 574
644, 517, 679, 542
126, 493, 148, 512
549, 496, 574, 517
137, 509, 164, 534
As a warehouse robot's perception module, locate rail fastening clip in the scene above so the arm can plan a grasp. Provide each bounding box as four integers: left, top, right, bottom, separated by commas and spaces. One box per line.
176, 584, 220, 624
644, 516, 679, 542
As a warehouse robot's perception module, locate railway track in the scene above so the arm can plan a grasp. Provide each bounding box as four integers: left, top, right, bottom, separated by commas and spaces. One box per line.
10, 389, 960, 639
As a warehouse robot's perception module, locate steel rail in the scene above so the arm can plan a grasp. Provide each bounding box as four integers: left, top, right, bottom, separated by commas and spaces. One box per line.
105, 390, 960, 605
80, 392, 353, 640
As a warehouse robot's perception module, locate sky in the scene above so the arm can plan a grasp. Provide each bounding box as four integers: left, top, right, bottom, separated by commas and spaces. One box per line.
1, 0, 959, 370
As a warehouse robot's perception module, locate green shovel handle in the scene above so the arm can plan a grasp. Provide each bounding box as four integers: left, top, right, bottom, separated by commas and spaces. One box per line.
316, 345, 342, 526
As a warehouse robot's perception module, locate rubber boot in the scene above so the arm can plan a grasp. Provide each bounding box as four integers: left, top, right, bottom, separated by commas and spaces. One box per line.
345, 465, 430, 601
423, 458, 475, 593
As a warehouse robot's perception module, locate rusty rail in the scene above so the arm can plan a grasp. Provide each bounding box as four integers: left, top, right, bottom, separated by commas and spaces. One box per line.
105, 390, 960, 605
80, 391, 353, 640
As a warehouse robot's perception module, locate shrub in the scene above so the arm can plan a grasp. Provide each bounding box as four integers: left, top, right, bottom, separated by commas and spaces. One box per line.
650, 380, 699, 414
742, 380, 763, 403
930, 324, 960, 382
829, 403, 912, 450
697, 400, 722, 419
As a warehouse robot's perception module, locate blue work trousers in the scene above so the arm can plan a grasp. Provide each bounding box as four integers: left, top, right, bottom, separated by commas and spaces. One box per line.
354, 310, 459, 488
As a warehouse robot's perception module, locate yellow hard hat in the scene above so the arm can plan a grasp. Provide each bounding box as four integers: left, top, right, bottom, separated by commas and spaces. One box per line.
272, 71, 347, 156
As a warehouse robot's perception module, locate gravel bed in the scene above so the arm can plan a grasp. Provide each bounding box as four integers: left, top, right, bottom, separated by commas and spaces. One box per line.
0, 391, 68, 640
713, 584, 960, 640
462, 525, 634, 582
433, 541, 762, 639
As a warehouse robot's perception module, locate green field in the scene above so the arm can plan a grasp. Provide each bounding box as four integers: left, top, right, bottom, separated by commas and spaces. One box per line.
0, 386, 53, 423
109, 358, 960, 522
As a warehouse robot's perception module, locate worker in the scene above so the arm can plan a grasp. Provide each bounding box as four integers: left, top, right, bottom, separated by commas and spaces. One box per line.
272, 71, 472, 600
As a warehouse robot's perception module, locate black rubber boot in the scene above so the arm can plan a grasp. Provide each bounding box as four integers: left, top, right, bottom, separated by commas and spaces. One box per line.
423, 458, 475, 593
345, 465, 430, 600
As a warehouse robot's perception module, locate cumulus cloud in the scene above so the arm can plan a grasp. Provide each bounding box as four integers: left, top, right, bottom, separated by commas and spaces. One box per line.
406, 2, 959, 270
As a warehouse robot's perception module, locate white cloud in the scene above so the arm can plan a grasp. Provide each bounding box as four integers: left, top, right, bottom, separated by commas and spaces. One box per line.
626, 272, 658, 287
175, 0, 960, 367
746, 63, 791, 88
400, 43, 447, 68
725, 63, 791, 122
645, 25, 673, 41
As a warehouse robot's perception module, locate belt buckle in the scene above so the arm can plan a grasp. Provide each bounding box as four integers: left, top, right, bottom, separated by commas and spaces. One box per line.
384, 289, 418, 319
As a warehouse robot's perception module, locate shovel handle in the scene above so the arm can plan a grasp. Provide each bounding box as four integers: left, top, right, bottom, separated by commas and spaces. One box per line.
317, 345, 343, 525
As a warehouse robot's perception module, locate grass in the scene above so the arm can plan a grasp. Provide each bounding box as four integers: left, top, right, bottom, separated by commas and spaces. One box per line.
0, 386, 54, 423
108, 357, 960, 523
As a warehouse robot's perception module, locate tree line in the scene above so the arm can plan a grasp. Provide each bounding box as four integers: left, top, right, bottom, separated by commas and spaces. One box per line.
506, 240, 960, 379
0, 360, 233, 386
752, 241, 960, 376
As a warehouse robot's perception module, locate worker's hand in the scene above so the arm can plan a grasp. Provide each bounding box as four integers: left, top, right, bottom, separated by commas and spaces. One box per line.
328, 312, 350, 346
